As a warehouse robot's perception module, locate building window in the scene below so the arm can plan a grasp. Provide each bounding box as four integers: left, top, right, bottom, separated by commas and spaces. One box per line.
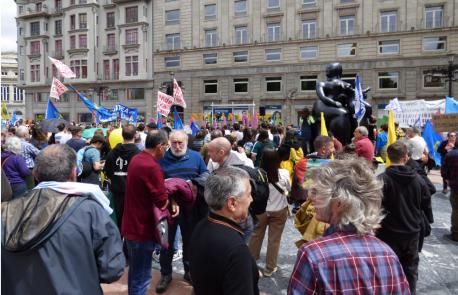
79, 34, 87, 48
106, 89, 119, 100
70, 15, 75, 30
79, 113, 92, 123
13, 87, 24, 102
342, 74, 356, 88
266, 77, 282, 92
300, 46, 318, 59
300, 75, 317, 91
18, 6, 23, 14
125, 29, 138, 45
380, 11, 396, 33
423, 70, 445, 88
31, 22, 40, 36
267, 23, 280, 42
166, 9, 180, 25
235, 0, 247, 15
233, 51, 248, 63
19, 28, 23, 36
234, 78, 248, 93
55, 20, 62, 35
378, 40, 399, 54
165, 56, 180, 67
20, 70, 24, 81
19, 46, 25, 55
55, 0, 62, 11
267, 0, 280, 10
340, 16, 355, 35
265, 48, 281, 61
30, 64, 40, 82
425, 6, 443, 29
204, 80, 218, 94
302, 0, 316, 6
106, 12, 115, 28
70, 60, 87, 79
103, 60, 110, 80
128, 88, 144, 100
70, 35, 76, 49
235, 26, 248, 44
205, 29, 218, 47
79, 13, 87, 29
107, 34, 116, 50
125, 56, 138, 76
1, 86, 9, 101
302, 20, 316, 39
203, 53, 217, 65
126, 6, 138, 23
378, 72, 399, 89
112, 59, 119, 80
55, 39, 63, 56
337, 43, 356, 57
31, 41, 40, 55
166, 33, 181, 50
205, 4, 216, 21
423, 36, 446, 51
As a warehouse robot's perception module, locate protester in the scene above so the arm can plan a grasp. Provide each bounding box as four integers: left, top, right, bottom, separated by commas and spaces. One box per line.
437, 132, 458, 194
300, 108, 314, 154
207, 137, 252, 172
121, 130, 179, 295
1, 136, 30, 198
406, 127, 428, 166
30, 125, 49, 150
137, 123, 147, 146
251, 129, 275, 167
15, 125, 40, 189
353, 126, 374, 163
375, 124, 388, 162
2, 144, 125, 295
441, 146, 458, 242
55, 122, 72, 144
66, 125, 87, 152
78, 134, 106, 186
190, 130, 206, 152
288, 159, 410, 295
189, 166, 259, 295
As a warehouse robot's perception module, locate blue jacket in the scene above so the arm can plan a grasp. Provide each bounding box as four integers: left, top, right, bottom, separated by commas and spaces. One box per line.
1, 151, 29, 185
375, 132, 388, 154
159, 149, 209, 183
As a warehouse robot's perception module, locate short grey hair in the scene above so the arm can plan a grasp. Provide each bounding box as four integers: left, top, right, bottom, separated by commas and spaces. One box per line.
34, 144, 77, 182
355, 126, 368, 137
4, 136, 22, 155
169, 130, 188, 143
16, 125, 29, 139
204, 166, 250, 210
309, 159, 384, 235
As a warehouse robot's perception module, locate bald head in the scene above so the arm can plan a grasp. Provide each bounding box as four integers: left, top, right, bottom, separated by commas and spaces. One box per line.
207, 137, 232, 164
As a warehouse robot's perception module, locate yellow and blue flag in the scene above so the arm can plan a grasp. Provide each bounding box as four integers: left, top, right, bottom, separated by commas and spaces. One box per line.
422, 120, 443, 166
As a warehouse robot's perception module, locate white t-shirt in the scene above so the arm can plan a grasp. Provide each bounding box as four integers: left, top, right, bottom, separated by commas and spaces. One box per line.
266, 168, 290, 212
55, 132, 72, 144
409, 135, 428, 160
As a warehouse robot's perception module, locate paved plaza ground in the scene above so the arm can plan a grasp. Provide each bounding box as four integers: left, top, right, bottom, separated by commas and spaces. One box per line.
102, 170, 458, 295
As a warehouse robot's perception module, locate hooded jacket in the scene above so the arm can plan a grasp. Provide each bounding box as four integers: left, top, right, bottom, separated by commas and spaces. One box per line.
1, 151, 29, 185
379, 165, 424, 234
1, 188, 125, 295
104, 143, 140, 196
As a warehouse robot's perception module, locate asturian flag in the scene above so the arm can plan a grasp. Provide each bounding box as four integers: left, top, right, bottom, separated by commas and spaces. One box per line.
48, 56, 76, 78
173, 78, 187, 108
49, 77, 68, 100
353, 75, 366, 123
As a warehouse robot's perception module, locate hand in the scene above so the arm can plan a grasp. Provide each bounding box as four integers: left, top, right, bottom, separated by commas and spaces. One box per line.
170, 200, 180, 218
191, 183, 198, 199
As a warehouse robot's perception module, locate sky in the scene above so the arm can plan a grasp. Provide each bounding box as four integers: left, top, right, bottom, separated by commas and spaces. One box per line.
1, 0, 18, 52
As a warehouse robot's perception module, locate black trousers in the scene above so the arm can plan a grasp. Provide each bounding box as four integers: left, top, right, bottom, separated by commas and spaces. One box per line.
378, 231, 420, 295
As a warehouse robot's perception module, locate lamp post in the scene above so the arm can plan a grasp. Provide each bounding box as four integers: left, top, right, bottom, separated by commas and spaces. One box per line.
425, 54, 458, 97
286, 88, 297, 126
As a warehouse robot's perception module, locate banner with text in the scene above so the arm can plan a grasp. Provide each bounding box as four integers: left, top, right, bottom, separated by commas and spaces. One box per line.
380, 99, 445, 128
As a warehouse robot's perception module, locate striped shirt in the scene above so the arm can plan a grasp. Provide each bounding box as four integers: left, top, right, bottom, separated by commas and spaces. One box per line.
288, 231, 410, 295
20, 140, 40, 169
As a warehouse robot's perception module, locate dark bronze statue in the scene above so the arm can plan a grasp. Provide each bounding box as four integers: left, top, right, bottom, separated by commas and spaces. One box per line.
312, 63, 372, 145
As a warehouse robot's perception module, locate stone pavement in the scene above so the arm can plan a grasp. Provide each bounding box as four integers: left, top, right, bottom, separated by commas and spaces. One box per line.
102, 169, 458, 295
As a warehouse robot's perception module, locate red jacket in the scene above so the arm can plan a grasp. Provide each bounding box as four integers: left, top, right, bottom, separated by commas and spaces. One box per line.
355, 136, 374, 163
122, 151, 168, 242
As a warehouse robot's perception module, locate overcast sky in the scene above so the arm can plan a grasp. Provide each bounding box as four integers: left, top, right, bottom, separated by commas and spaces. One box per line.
1, 0, 18, 52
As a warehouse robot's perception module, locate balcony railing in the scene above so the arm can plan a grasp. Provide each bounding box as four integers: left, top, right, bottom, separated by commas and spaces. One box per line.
51, 50, 64, 59
103, 45, 118, 54
18, 6, 49, 18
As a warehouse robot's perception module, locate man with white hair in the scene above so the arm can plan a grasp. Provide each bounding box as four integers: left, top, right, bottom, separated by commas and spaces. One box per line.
353, 126, 374, 163
207, 137, 253, 173
15, 125, 40, 188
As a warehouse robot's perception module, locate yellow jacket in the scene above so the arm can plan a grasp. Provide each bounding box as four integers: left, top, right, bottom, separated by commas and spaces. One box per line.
293, 199, 328, 247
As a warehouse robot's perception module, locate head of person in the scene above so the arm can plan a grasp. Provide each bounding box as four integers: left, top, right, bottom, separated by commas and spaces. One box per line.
137, 123, 145, 132
260, 148, 280, 183
233, 122, 240, 131
93, 129, 104, 138
242, 128, 254, 142
57, 123, 66, 132
308, 159, 384, 235
447, 132, 457, 143
380, 124, 388, 133
15, 125, 29, 140
122, 124, 136, 142
69, 126, 83, 138
90, 134, 106, 150
258, 130, 269, 142
204, 166, 252, 223
145, 130, 169, 159
387, 141, 409, 165
3, 136, 22, 155
353, 126, 368, 141
33, 144, 78, 182
31, 125, 48, 142
207, 137, 232, 165
210, 129, 223, 141
146, 122, 157, 132
406, 127, 420, 138
314, 135, 335, 159
169, 130, 188, 157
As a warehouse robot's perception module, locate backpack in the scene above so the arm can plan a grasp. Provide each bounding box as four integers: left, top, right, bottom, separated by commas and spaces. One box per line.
76, 147, 95, 178
234, 165, 270, 215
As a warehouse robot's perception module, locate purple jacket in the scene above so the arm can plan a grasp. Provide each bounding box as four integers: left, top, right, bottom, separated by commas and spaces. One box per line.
1, 151, 30, 185
165, 178, 196, 212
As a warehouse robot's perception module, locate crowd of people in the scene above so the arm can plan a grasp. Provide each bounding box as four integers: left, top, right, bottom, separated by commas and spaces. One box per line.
1, 113, 457, 295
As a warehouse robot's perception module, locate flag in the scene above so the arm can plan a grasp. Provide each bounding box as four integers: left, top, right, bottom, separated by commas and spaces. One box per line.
110, 104, 138, 123
242, 113, 248, 127
45, 98, 62, 119
49, 77, 68, 100
222, 113, 227, 125
386, 110, 397, 167
48, 56, 76, 78
157, 113, 163, 128
414, 115, 421, 128
157, 91, 174, 116
252, 112, 259, 129
423, 120, 443, 166
190, 119, 200, 135
173, 108, 183, 130
353, 75, 366, 123
320, 112, 328, 136
212, 115, 217, 129
71, 86, 115, 121
385, 97, 403, 112
173, 79, 186, 108
10, 112, 18, 126
445, 96, 458, 113
1, 102, 9, 120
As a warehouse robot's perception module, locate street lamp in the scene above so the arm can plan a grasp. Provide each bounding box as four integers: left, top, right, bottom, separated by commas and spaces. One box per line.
425, 54, 458, 97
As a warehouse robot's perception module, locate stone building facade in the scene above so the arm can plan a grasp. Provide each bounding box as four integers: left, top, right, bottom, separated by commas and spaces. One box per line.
1, 52, 26, 120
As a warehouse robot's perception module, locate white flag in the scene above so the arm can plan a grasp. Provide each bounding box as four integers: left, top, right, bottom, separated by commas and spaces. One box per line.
49, 77, 68, 100
385, 97, 403, 112
48, 56, 76, 78
353, 75, 365, 123
157, 91, 175, 116
173, 78, 186, 108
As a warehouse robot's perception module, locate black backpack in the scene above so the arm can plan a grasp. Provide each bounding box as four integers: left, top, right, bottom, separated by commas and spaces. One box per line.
234, 165, 270, 215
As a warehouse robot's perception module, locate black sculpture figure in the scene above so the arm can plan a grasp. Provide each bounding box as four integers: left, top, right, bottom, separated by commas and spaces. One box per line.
312, 63, 372, 145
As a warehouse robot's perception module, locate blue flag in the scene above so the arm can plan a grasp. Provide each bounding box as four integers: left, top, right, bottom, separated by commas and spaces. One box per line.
445, 96, 458, 114
353, 75, 366, 123
157, 113, 163, 129
190, 120, 199, 135
74, 90, 115, 121
10, 112, 18, 126
422, 120, 443, 166
45, 98, 62, 119
111, 104, 138, 123
173, 108, 183, 130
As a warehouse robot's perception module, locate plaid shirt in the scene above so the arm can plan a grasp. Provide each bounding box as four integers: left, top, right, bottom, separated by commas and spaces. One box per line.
442, 149, 458, 191
288, 231, 410, 295
21, 140, 40, 169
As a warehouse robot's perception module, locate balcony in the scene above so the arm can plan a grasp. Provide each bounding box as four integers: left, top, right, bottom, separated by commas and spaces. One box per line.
112, 0, 141, 3
51, 50, 64, 59
103, 45, 118, 55
17, 6, 50, 19
103, 0, 115, 8
27, 51, 41, 58
51, 7, 63, 15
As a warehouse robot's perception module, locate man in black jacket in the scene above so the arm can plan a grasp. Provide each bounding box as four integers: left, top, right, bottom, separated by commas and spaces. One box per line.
104, 124, 140, 227
377, 141, 427, 295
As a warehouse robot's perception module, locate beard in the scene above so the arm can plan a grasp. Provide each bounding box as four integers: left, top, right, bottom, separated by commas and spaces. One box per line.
171, 148, 187, 157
